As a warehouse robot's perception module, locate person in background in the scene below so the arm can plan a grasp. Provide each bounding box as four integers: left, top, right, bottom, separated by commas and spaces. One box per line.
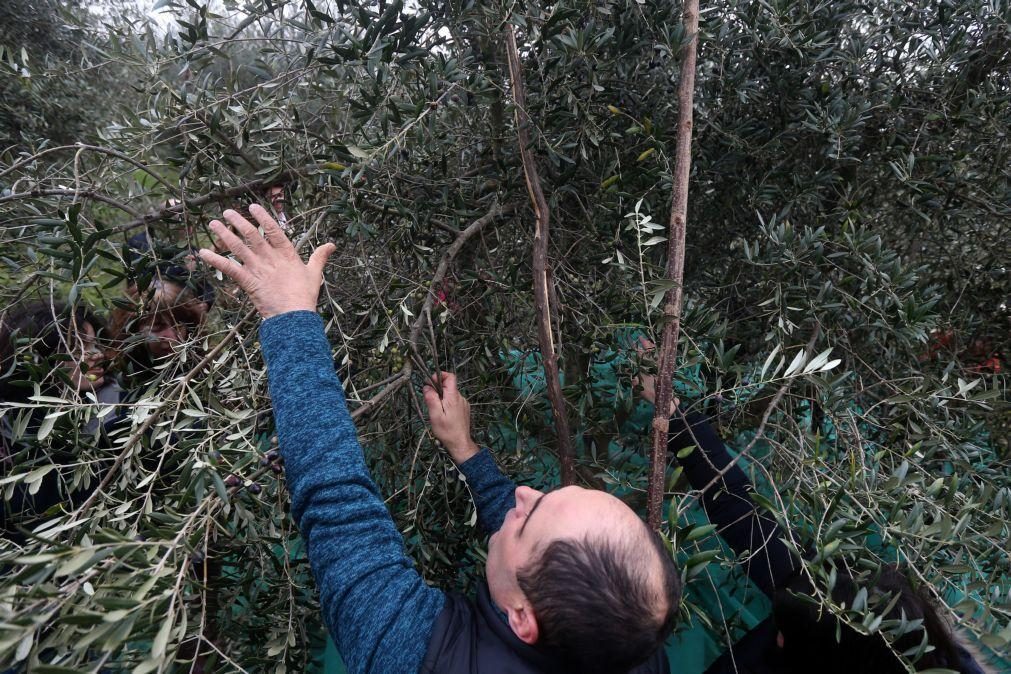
633, 349, 994, 674
0, 301, 120, 543
197, 204, 680, 674
107, 232, 212, 383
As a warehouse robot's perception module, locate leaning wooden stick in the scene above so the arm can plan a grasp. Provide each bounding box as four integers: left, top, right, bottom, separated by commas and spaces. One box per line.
505, 25, 576, 486
647, 0, 701, 530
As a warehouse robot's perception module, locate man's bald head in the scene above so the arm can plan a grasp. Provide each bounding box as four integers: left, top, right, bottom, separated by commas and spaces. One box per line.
485, 485, 680, 672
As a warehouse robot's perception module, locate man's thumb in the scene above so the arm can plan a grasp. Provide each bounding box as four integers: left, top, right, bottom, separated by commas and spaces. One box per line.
308, 242, 337, 275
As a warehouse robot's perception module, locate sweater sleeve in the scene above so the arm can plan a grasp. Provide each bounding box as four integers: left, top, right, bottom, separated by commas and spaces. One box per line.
260, 311, 445, 674
457, 449, 516, 535
669, 411, 798, 596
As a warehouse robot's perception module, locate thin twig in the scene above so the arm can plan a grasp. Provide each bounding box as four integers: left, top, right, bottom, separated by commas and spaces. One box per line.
505, 25, 576, 486
0, 188, 144, 218
350, 372, 410, 420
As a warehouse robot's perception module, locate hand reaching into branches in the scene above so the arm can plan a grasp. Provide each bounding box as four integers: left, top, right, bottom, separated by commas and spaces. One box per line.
633, 336, 679, 416
198, 204, 335, 318
423, 372, 480, 465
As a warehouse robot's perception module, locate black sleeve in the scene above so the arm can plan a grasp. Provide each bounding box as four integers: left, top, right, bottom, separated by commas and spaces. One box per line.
669, 412, 798, 596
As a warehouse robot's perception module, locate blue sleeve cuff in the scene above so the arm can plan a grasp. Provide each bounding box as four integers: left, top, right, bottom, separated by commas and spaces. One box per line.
457, 448, 516, 535
459, 449, 504, 487
259, 310, 328, 364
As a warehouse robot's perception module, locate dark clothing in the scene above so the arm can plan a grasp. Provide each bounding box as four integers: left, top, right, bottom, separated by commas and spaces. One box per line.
669, 412, 984, 674
665, 412, 793, 674
423, 584, 669, 674
669, 413, 797, 598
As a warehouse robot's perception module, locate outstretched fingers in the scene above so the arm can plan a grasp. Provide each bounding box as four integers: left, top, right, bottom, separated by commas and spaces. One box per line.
248, 203, 294, 251
209, 219, 254, 264
222, 209, 269, 254
198, 248, 254, 290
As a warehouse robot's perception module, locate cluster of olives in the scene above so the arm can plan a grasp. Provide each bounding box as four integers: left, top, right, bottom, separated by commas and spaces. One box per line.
220, 448, 282, 496
361, 343, 406, 372
388, 345, 405, 371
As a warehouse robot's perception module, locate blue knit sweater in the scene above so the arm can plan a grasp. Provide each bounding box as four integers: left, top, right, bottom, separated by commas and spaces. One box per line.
260, 311, 516, 674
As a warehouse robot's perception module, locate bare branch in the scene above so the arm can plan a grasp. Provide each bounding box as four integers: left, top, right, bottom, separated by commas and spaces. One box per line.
408, 201, 512, 349
0, 188, 145, 218
505, 25, 576, 486
350, 372, 410, 420
647, 0, 701, 530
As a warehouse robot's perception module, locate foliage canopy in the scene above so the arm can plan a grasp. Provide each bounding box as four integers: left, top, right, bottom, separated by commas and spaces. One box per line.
0, 0, 1007, 671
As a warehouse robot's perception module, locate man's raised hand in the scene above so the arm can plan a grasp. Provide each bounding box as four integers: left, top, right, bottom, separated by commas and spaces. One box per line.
198, 204, 336, 319
423, 372, 480, 465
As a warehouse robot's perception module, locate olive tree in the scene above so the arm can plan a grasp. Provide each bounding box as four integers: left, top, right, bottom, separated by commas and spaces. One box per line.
0, 0, 1007, 671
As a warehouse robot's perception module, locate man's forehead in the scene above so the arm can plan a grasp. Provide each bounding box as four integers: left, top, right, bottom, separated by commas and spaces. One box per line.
528, 486, 631, 538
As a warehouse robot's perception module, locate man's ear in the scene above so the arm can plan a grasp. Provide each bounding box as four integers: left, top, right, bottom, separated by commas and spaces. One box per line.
507, 603, 539, 645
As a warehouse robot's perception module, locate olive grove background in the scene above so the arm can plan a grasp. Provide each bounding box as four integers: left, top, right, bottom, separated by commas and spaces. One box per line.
0, 0, 1008, 671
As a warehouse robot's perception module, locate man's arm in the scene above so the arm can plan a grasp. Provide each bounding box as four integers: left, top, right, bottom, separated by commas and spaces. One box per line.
668, 412, 797, 596
632, 340, 795, 595
200, 205, 444, 674
423, 372, 515, 535
457, 450, 515, 535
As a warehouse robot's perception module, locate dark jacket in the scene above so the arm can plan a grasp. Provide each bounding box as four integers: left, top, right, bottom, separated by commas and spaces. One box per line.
669, 412, 989, 674
422, 582, 669, 674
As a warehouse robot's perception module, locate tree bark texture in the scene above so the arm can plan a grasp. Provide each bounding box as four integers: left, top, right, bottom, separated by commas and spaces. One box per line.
505, 25, 576, 486
647, 0, 701, 530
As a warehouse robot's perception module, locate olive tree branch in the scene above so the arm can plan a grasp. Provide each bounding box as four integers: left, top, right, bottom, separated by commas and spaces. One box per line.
646, 0, 700, 530
686, 325, 822, 503
0, 188, 145, 218
0, 143, 179, 195
112, 163, 326, 233
505, 24, 576, 486
407, 200, 512, 369
72, 211, 332, 515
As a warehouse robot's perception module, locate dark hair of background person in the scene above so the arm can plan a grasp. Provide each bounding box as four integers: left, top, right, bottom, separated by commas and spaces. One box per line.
773, 565, 964, 673
105, 284, 207, 360
0, 300, 110, 544
516, 525, 681, 674
105, 233, 212, 376
0, 300, 105, 402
